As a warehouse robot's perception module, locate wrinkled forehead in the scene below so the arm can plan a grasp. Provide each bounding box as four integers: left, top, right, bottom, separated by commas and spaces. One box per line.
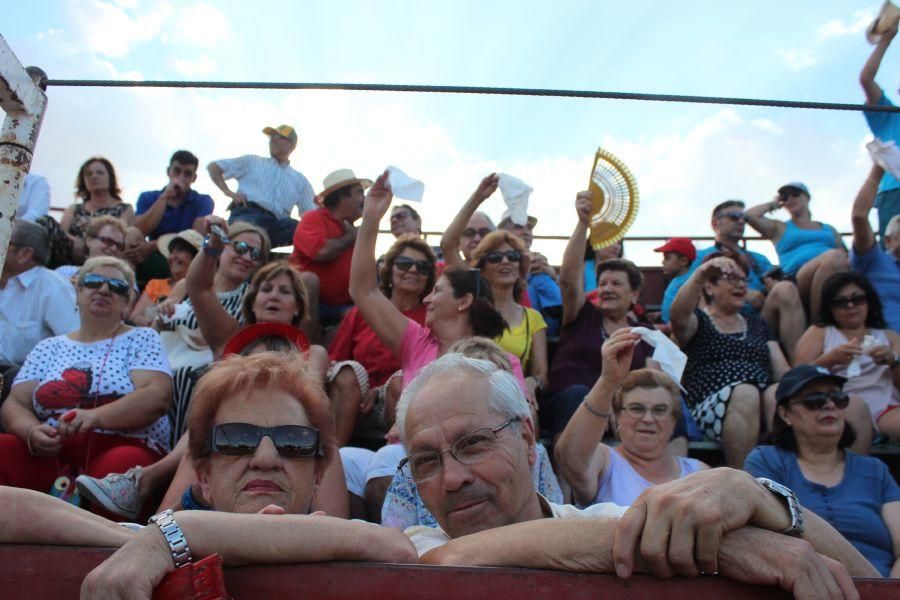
467, 213, 493, 230
214, 389, 312, 427
404, 374, 494, 449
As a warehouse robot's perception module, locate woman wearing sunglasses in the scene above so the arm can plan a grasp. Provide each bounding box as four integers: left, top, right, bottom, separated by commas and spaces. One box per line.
744, 183, 848, 323
745, 364, 900, 577
795, 272, 900, 446
471, 231, 548, 410
0, 257, 173, 513
53, 216, 128, 282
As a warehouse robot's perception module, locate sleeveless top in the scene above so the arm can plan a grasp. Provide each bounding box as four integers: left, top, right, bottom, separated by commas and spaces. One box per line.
774, 220, 839, 276
822, 327, 899, 421
496, 307, 547, 372
68, 202, 131, 238
170, 283, 247, 332
593, 448, 704, 506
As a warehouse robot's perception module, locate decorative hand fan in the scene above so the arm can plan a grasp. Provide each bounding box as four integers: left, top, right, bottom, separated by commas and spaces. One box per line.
587, 147, 640, 250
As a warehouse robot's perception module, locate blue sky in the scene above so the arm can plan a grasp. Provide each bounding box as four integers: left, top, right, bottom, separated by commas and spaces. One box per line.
3, 1, 896, 263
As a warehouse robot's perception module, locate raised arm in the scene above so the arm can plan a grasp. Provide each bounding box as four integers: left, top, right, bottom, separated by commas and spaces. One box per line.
744, 197, 785, 241
558, 191, 590, 327
861, 23, 897, 104
349, 171, 409, 356
439, 173, 498, 269
851, 164, 884, 254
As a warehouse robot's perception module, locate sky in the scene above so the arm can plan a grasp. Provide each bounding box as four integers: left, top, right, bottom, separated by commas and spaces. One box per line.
3, 1, 898, 264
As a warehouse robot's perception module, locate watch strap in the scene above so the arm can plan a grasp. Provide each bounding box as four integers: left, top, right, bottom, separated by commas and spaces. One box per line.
756, 477, 804, 537
149, 509, 193, 569
202, 236, 223, 257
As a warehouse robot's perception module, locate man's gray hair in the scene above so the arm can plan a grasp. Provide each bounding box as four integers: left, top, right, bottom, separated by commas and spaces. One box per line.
396, 353, 530, 445
11, 220, 49, 265
472, 210, 496, 230
886, 214, 900, 239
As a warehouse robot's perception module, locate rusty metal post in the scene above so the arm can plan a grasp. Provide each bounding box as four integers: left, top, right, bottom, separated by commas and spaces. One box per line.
0, 34, 47, 270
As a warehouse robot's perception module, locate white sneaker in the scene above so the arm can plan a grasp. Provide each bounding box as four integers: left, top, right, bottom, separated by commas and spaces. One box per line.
75, 467, 143, 520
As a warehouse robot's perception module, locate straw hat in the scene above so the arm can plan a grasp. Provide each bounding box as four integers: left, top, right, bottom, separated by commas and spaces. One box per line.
867, 1, 900, 44
318, 169, 373, 202
157, 229, 204, 258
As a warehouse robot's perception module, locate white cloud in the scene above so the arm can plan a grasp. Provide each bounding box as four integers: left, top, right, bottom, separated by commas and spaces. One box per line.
173, 54, 218, 76
68, 0, 172, 58
778, 48, 818, 72
750, 118, 783, 135
172, 3, 230, 48
817, 10, 875, 41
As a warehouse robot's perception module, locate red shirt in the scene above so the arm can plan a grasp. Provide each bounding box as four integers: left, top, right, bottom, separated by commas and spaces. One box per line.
328, 303, 428, 387
290, 207, 353, 306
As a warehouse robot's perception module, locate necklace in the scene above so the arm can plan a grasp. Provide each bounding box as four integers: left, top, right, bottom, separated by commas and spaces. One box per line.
704, 309, 747, 340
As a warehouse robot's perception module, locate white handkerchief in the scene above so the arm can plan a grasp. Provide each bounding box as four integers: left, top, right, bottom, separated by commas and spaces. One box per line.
631, 327, 687, 388
160, 303, 191, 325
386, 165, 425, 202
498, 173, 533, 226
866, 139, 900, 181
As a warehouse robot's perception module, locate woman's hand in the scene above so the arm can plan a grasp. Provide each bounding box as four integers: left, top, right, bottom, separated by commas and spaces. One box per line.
868, 344, 895, 366
575, 191, 593, 227
202, 215, 229, 252
363, 170, 393, 221
600, 327, 639, 385
57, 408, 103, 438
821, 338, 862, 369
470, 173, 499, 203
692, 256, 737, 283
360, 389, 378, 417
27, 424, 62, 457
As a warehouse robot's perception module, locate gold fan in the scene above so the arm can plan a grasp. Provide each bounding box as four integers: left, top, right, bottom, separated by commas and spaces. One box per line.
588, 147, 640, 250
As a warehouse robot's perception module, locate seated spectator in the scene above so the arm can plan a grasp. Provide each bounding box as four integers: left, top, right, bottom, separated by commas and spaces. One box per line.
671, 253, 790, 467
0, 257, 172, 513
546, 191, 656, 440
499, 214, 563, 337
471, 231, 548, 404
54, 216, 127, 281
744, 183, 847, 323
290, 169, 368, 342
329, 235, 436, 445
583, 239, 624, 293
670, 200, 805, 362
439, 174, 498, 265
40, 157, 134, 268
860, 21, 900, 242
390, 204, 423, 238
395, 352, 875, 588
745, 364, 900, 577
794, 272, 899, 447
17, 173, 50, 223
556, 332, 707, 507
208, 124, 316, 248
129, 229, 202, 326
654, 237, 696, 324
130, 150, 214, 284
850, 163, 900, 332
0, 220, 79, 406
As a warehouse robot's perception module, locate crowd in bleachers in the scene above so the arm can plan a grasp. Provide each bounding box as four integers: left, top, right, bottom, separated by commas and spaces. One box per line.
1, 24, 900, 594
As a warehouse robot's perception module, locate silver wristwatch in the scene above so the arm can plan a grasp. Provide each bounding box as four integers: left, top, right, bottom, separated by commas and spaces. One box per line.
149, 509, 193, 569
756, 477, 804, 537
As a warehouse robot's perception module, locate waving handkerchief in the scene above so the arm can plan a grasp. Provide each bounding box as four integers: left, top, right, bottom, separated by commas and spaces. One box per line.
386, 165, 425, 202
498, 173, 533, 226
631, 327, 687, 388
866, 139, 900, 181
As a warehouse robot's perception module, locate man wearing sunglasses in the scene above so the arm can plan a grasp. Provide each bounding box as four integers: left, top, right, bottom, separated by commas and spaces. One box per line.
397, 353, 876, 594
441, 174, 498, 265
0, 221, 78, 408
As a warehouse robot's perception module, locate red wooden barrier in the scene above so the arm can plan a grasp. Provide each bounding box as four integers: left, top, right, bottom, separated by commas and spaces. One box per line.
0, 545, 895, 599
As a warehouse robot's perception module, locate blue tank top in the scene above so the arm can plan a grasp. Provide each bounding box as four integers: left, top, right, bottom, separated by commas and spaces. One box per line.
775, 220, 839, 276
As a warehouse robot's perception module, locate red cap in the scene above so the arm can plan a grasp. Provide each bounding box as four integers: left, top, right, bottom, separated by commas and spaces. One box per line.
222, 323, 310, 357
653, 237, 696, 261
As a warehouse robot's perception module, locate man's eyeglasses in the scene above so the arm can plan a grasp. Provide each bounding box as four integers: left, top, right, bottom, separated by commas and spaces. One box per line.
398, 416, 520, 483
716, 211, 746, 222
830, 293, 867, 310
94, 235, 125, 251
394, 256, 432, 274
231, 240, 262, 262
781, 190, 804, 198
789, 391, 850, 412
80, 273, 130, 297
206, 422, 321, 458
717, 273, 748, 286
484, 250, 522, 264
462, 227, 493, 239
620, 404, 673, 419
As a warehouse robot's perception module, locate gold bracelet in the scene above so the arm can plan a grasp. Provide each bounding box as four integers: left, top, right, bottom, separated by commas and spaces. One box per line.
583, 401, 611, 418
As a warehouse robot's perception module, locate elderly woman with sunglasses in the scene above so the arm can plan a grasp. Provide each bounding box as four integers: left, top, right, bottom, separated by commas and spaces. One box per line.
671, 252, 790, 468
745, 364, 900, 577
0, 257, 172, 506
795, 272, 900, 446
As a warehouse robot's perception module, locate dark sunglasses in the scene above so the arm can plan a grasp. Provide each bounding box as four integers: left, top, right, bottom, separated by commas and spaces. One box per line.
94, 235, 125, 251
394, 256, 432, 273
232, 240, 262, 262
80, 273, 130, 297
830, 293, 867, 310
790, 391, 850, 412
717, 211, 746, 221
207, 422, 321, 458
390, 211, 412, 221
484, 250, 522, 264
462, 227, 493, 238
781, 190, 804, 198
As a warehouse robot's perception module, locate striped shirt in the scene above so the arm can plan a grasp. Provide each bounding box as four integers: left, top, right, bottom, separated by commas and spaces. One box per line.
215, 154, 316, 219
0, 266, 79, 365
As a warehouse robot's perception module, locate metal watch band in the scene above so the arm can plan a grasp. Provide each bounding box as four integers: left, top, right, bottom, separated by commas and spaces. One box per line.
202, 236, 223, 257
756, 477, 804, 537
149, 509, 193, 569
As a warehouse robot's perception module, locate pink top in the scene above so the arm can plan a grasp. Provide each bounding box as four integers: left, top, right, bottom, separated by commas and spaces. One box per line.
400, 319, 527, 391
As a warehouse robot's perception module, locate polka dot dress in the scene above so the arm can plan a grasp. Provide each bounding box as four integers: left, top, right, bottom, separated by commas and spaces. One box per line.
682, 309, 773, 441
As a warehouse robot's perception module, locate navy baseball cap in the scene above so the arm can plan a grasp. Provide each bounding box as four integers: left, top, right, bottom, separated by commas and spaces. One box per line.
775, 365, 846, 405
778, 182, 811, 197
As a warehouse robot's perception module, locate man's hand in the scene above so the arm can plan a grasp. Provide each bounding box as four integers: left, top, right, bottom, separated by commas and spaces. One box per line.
27, 423, 61, 457
57, 408, 103, 438
613, 468, 790, 578
123, 240, 157, 264
575, 191, 592, 227
231, 192, 249, 207
470, 173, 499, 203
160, 181, 185, 202
718, 527, 858, 600
80, 523, 175, 600
529, 252, 556, 279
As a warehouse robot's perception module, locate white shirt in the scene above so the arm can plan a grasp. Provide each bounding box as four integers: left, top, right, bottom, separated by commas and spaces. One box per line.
0, 266, 79, 364
405, 493, 628, 557
215, 154, 316, 218
17, 174, 51, 222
